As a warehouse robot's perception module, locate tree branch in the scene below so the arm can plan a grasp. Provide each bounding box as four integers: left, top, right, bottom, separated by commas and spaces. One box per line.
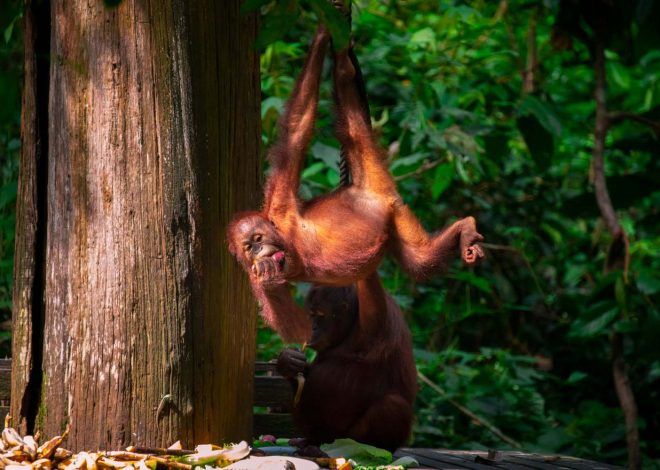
591, 40, 621, 237
523, 10, 538, 95
591, 28, 639, 470
607, 111, 660, 136
480, 243, 544, 298
393, 159, 444, 182
418, 371, 522, 449
612, 333, 641, 470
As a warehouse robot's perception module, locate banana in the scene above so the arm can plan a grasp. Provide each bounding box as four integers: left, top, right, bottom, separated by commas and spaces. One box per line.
2, 427, 25, 448
37, 428, 69, 461
31, 459, 52, 470
53, 449, 72, 461
22, 436, 38, 460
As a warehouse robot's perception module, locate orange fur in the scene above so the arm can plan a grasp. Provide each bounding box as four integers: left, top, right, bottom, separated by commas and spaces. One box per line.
227, 27, 483, 341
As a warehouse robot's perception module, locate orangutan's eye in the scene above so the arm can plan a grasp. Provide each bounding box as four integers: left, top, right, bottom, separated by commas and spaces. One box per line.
253, 234, 262, 242
244, 243, 251, 252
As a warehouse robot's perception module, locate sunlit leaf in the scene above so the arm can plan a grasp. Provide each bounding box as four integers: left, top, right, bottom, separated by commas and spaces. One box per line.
391, 456, 419, 469
3, 22, 14, 45
607, 61, 631, 90
410, 28, 436, 47
321, 439, 392, 467
261, 96, 285, 118
567, 371, 588, 384
326, 168, 340, 186
390, 152, 429, 174
431, 163, 453, 200
301, 161, 325, 179
311, 142, 340, 171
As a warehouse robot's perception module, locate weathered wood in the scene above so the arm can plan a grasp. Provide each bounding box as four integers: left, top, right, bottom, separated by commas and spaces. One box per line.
254, 361, 278, 373
394, 449, 625, 470
12, 0, 49, 438
252, 361, 297, 438
13, 0, 260, 450
0, 358, 10, 417
253, 376, 294, 410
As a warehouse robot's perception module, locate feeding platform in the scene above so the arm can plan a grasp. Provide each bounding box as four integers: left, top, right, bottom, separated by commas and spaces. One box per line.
0, 359, 622, 469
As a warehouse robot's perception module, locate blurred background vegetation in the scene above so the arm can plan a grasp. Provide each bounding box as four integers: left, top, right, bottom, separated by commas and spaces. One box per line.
0, 0, 21, 355
2, 0, 659, 467
252, 0, 660, 467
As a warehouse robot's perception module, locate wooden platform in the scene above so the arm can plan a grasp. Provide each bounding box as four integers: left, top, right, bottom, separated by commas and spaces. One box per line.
0, 359, 623, 469
394, 448, 623, 470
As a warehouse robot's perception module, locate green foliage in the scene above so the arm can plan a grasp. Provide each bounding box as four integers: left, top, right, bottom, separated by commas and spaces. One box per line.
255, 0, 660, 466
321, 438, 392, 466
0, 0, 22, 355
247, 0, 350, 50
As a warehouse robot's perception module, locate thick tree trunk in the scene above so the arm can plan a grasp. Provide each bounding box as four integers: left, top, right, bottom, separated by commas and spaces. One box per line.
12, 0, 260, 450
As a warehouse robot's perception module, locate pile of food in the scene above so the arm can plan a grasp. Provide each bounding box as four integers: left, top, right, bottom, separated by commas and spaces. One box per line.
0, 419, 416, 470
0, 417, 251, 470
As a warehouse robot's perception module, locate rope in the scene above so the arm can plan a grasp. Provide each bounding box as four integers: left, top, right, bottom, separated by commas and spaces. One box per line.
336, 0, 353, 188
339, 150, 351, 187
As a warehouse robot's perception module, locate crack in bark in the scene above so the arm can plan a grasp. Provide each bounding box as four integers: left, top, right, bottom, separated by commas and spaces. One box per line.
19, 0, 51, 435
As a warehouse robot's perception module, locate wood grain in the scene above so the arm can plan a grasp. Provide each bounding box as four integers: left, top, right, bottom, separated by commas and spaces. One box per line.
13, 0, 260, 450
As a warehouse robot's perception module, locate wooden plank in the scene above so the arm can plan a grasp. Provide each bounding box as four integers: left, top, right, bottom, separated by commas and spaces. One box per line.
435, 450, 534, 469
505, 452, 623, 470
254, 362, 277, 374
395, 452, 464, 470
548, 456, 623, 470
395, 448, 497, 470
252, 413, 299, 438
499, 455, 569, 470
253, 376, 293, 409
494, 453, 575, 470
395, 449, 623, 470
0, 359, 10, 401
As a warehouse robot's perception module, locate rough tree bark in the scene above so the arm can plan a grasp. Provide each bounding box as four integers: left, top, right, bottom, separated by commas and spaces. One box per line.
12, 0, 260, 450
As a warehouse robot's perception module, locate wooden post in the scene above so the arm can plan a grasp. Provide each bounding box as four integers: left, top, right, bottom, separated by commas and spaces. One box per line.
12, 0, 260, 450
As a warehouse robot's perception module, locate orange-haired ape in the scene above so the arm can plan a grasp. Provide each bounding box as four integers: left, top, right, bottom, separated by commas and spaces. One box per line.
227, 26, 483, 341
276, 272, 416, 451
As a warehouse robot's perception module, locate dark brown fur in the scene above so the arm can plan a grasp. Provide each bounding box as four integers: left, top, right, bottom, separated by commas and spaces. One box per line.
277, 273, 416, 451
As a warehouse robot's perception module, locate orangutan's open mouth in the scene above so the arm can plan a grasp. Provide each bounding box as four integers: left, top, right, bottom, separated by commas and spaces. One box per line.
272, 251, 285, 269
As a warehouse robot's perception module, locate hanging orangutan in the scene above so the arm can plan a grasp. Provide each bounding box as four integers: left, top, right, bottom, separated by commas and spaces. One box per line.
276, 272, 416, 451
227, 25, 483, 341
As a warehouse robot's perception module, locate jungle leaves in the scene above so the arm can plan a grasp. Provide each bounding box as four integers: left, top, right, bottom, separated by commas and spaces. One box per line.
516, 96, 562, 171
242, 0, 350, 50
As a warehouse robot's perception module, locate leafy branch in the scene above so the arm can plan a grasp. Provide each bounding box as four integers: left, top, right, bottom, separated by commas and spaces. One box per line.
418, 371, 522, 449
